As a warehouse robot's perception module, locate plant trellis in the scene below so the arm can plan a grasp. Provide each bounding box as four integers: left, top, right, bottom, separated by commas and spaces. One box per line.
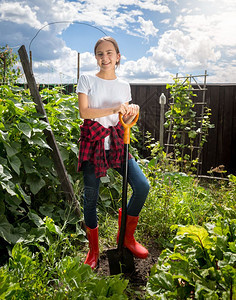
165, 71, 210, 174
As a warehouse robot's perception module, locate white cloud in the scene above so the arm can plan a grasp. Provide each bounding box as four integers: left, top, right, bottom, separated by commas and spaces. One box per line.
148, 29, 222, 73
161, 18, 171, 24
1, 0, 236, 83
136, 17, 159, 37
174, 12, 236, 47
137, 0, 171, 13
0, 2, 44, 29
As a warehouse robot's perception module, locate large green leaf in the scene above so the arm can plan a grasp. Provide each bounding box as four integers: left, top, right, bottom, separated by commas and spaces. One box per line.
28, 211, 44, 227
18, 122, 31, 138
29, 136, 52, 150
26, 173, 45, 195
8, 155, 21, 175
0, 182, 16, 196
147, 271, 175, 295
177, 225, 213, 250
0, 164, 12, 181
22, 158, 36, 174
0, 215, 19, 244
4, 141, 21, 157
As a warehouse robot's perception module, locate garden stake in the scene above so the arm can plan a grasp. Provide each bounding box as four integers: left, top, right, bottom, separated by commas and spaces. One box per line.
107, 112, 139, 275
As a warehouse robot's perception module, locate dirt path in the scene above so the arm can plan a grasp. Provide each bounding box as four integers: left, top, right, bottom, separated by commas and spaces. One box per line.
97, 241, 161, 299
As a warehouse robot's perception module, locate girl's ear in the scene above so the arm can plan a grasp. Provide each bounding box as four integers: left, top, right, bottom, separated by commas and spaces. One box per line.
116, 53, 121, 64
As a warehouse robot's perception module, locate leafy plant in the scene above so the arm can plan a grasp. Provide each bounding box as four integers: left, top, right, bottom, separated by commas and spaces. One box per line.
0, 219, 128, 299
0, 46, 21, 85
0, 83, 84, 264
146, 219, 236, 299
164, 77, 214, 173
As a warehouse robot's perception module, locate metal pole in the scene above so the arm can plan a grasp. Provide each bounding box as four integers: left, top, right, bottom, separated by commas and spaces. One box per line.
77, 52, 80, 82
30, 51, 32, 71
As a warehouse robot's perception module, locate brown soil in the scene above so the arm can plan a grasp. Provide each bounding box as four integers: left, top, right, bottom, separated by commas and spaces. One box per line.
96, 241, 161, 299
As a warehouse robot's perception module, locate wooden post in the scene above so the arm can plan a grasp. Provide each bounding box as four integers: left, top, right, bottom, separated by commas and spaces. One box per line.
159, 93, 166, 147
18, 45, 81, 218
77, 52, 80, 82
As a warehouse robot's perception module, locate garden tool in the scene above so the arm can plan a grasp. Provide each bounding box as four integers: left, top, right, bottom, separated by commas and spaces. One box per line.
107, 112, 139, 275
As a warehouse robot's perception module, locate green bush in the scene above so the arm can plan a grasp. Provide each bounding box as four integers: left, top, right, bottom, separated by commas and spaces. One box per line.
146, 219, 236, 299
0, 218, 128, 299
0, 84, 85, 267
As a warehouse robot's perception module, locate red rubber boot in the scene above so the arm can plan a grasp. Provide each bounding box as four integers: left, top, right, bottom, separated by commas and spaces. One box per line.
117, 208, 149, 259
84, 226, 99, 269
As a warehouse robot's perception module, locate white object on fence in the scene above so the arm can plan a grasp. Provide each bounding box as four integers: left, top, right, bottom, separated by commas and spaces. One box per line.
159, 93, 166, 146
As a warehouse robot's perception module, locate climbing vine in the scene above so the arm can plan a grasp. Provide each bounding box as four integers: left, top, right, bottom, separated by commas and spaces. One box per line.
164, 77, 214, 173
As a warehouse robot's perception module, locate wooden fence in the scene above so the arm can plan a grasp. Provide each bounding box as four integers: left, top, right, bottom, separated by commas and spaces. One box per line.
18, 82, 236, 175
130, 84, 236, 175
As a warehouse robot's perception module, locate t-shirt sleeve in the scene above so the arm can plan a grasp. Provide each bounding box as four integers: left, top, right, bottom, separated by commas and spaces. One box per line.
127, 83, 132, 102
76, 74, 90, 94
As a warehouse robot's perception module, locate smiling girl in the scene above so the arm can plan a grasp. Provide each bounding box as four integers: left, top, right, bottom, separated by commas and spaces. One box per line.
76, 36, 149, 269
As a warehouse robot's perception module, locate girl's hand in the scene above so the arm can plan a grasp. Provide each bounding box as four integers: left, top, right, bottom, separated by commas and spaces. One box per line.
125, 104, 139, 117
117, 103, 129, 115
117, 103, 139, 124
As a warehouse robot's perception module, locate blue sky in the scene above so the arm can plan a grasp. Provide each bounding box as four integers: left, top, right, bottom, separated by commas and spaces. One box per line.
1, 0, 236, 84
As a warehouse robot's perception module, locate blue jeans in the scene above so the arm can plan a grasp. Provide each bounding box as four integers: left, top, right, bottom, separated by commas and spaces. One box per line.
82, 155, 150, 229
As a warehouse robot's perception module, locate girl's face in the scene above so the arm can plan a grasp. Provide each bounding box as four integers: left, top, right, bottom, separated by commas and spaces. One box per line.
95, 41, 120, 72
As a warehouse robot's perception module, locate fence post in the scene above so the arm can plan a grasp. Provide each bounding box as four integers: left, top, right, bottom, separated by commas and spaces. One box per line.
159, 93, 166, 146
18, 45, 81, 219
77, 52, 80, 82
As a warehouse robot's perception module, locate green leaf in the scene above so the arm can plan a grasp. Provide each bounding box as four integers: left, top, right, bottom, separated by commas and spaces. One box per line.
0, 182, 16, 196
26, 173, 45, 195
15, 184, 31, 205
4, 142, 21, 157
0, 164, 12, 181
58, 146, 69, 161
44, 216, 61, 235
28, 211, 44, 227
177, 225, 213, 249
8, 155, 21, 175
22, 158, 36, 174
100, 176, 110, 184
18, 122, 31, 138
30, 136, 52, 150
0, 215, 19, 244
0, 129, 8, 141
147, 272, 175, 294
36, 155, 53, 167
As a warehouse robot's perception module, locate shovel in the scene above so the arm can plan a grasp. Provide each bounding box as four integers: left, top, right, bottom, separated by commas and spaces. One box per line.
107, 112, 139, 275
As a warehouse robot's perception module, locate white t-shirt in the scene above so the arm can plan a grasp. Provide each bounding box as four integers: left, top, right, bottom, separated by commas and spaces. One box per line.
76, 74, 131, 149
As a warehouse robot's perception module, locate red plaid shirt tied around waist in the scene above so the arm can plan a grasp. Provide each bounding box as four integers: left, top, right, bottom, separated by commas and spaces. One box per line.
78, 119, 131, 178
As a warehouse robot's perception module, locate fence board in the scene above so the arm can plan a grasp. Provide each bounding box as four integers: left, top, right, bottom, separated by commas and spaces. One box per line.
130, 84, 236, 175
231, 87, 236, 174
202, 86, 219, 174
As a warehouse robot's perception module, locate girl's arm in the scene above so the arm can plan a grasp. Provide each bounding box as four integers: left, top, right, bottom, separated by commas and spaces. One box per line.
78, 93, 139, 122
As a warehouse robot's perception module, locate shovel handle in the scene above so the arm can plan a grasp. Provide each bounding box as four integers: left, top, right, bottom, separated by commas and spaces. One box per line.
119, 112, 139, 144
